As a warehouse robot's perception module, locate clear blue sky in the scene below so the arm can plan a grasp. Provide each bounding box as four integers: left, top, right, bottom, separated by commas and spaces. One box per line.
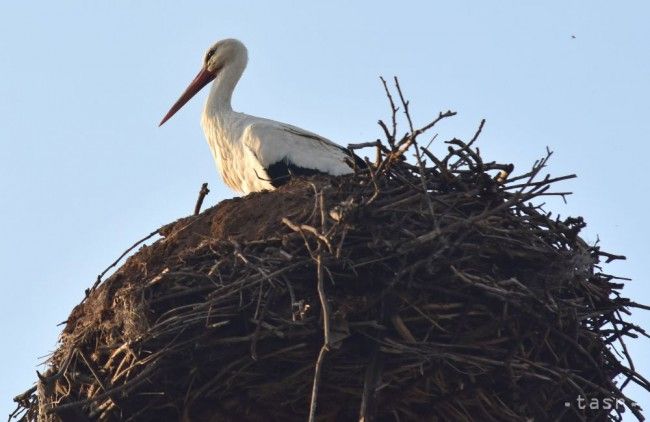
1, 1, 648, 418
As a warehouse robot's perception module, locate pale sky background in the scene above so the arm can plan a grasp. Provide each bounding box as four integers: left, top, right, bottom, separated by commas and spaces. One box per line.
1, 1, 649, 419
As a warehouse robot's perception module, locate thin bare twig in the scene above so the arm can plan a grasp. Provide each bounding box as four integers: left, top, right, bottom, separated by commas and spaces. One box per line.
194, 182, 210, 215
89, 229, 160, 294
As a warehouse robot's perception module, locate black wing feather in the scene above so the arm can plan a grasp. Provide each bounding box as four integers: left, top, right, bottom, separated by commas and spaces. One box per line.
265, 158, 327, 188
264, 146, 366, 188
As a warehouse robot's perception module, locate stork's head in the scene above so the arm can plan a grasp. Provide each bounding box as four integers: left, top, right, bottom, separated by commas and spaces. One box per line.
160, 39, 248, 126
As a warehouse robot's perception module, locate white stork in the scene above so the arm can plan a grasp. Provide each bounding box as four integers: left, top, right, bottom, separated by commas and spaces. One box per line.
160, 38, 364, 194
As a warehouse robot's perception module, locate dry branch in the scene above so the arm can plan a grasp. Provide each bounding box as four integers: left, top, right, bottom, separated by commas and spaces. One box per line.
194, 182, 210, 215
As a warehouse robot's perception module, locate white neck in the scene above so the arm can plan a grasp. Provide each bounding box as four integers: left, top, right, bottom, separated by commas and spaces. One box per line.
205, 55, 247, 113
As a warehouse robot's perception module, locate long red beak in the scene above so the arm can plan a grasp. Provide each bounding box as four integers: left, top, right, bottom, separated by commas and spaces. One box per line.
159, 67, 216, 126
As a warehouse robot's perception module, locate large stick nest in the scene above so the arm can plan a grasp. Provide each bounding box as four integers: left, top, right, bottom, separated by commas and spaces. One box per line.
11, 80, 649, 421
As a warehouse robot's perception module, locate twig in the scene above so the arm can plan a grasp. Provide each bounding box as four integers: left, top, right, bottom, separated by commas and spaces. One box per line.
88, 229, 160, 294
379, 76, 399, 146
316, 252, 331, 347
194, 182, 210, 215
308, 344, 329, 422
308, 251, 332, 422
359, 345, 381, 422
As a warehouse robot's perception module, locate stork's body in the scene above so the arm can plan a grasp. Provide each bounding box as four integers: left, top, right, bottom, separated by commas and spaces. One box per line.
161, 39, 360, 194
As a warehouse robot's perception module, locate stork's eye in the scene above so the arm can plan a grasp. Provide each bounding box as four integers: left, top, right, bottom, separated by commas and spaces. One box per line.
205, 49, 216, 63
